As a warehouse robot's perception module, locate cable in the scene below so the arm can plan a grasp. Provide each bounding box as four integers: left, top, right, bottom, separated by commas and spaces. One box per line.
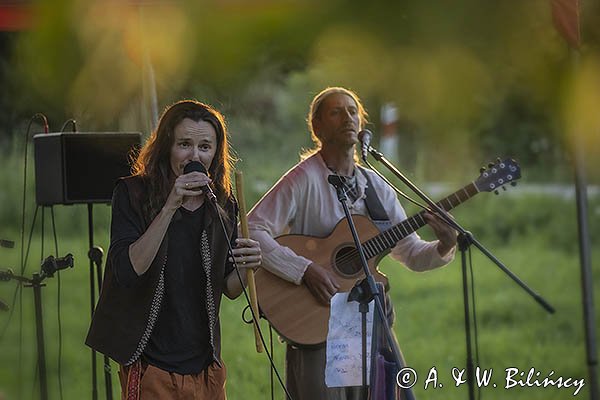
270, 324, 275, 400
17, 113, 47, 399
60, 119, 77, 133
50, 206, 64, 400
363, 158, 463, 246
213, 202, 294, 400
363, 159, 432, 212
38, 206, 45, 400
41, 207, 44, 271
0, 113, 48, 397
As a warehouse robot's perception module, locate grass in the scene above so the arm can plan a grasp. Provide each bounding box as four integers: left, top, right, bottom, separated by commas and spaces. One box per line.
383, 242, 598, 399
0, 193, 598, 399
1, 236, 598, 399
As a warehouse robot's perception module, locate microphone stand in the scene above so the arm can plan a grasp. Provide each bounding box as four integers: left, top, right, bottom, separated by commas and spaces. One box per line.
0, 254, 74, 400
327, 175, 408, 400
89, 245, 113, 400
86, 204, 113, 400
365, 145, 554, 400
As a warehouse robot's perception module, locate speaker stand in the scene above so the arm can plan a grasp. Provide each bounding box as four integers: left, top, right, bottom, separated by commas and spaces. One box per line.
87, 204, 113, 400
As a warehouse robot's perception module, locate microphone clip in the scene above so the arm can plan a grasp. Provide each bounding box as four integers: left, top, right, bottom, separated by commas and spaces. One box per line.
41, 254, 74, 277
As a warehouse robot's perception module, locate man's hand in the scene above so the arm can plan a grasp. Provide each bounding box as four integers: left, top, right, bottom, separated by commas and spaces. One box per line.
424, 212, 457, 257
302, 263, 340, 306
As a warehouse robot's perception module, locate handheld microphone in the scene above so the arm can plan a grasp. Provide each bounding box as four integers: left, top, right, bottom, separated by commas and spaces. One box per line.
358, 129, 372, 162
183, 161, 217, 203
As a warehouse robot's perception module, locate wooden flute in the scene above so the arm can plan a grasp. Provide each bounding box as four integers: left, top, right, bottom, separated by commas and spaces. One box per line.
234, 171, 263, 353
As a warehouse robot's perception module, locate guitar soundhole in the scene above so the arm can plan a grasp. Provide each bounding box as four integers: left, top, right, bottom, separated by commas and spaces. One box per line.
334, 245, 363, 277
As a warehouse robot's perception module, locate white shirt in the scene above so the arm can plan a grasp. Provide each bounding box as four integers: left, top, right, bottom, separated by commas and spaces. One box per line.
247, 152, 454, 285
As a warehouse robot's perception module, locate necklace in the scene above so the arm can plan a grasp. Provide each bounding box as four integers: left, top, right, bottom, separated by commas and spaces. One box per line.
327, 166, 360, 202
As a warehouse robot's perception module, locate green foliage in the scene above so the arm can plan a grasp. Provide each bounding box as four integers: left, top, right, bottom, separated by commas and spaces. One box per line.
381, 241, 599, 400
0, 1, 599, 397
447, 192, 600, 253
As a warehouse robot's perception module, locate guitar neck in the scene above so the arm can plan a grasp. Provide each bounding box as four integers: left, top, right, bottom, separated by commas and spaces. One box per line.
362, 182, 479, 259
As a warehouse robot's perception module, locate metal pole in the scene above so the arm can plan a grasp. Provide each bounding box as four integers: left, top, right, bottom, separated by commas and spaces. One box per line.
573, 130, 599, 400
88, 204, 98, 400
31, 273, 48, 400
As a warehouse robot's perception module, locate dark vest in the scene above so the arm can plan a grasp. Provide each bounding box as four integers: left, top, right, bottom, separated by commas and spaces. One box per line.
85, 176, 236, 365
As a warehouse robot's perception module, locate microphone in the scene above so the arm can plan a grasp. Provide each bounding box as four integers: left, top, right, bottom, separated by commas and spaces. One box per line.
183, 161, 217, 203
358, 129, 372, 162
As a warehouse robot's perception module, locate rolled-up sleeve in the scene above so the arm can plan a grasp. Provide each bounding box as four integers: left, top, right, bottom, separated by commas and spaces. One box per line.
248, 175, 312, 285
380, 179, 455, 271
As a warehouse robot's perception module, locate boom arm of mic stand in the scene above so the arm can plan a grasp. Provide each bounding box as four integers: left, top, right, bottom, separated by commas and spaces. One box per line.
469, 235, 555, 313
367, 147, 459, 231
363, 158, 432, 213
367, 146, 554, 400
367, 145, 554, 313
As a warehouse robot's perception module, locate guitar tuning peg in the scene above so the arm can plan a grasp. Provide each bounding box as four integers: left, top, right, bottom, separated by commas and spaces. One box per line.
502, 186, 507, 191
494, 190, 499, 195
488, 162, 495, 168
480, 167, 486, 173
497, 157, 502, 163
511, 182, 517, 187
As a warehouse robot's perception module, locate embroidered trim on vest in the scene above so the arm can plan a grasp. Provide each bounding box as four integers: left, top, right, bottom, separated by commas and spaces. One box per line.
125, 359, 142, 400
125, 253, 167, 366
201, 230, 218, 362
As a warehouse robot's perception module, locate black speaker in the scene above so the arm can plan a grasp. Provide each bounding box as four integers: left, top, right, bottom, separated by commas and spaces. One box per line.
34, 132, 142, 205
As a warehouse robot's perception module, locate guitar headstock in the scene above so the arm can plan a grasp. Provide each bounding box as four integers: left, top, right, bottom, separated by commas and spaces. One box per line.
474, 158, 521, 194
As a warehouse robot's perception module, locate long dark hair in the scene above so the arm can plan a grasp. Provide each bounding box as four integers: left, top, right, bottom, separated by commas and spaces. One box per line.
132, 100, 234, 219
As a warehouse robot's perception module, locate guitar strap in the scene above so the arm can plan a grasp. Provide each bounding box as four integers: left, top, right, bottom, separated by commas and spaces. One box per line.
358, 167, 391, 232
358, 168, 398, 342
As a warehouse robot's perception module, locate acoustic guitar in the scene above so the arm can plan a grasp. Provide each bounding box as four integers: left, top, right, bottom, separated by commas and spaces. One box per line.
254, 159, 521, 345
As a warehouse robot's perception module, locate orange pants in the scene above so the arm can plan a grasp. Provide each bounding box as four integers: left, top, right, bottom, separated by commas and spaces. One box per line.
119, 360, 227, 400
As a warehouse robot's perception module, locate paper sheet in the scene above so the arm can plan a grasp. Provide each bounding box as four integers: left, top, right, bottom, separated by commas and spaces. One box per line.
325, 291, 374, 387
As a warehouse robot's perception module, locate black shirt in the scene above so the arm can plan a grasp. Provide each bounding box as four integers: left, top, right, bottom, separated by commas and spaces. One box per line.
87, 177, 238, 368
143, 204, 212, 374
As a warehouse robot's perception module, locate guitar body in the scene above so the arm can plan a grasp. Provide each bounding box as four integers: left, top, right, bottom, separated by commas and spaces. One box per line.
253, 158, 521, 346
254, 215, 389, 346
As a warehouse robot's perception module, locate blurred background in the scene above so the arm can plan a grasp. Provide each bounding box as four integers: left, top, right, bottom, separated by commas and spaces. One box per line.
0, 0, 599, 399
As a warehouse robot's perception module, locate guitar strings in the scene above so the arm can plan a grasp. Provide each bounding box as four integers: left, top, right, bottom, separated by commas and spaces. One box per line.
324, 169, 434, 278
328, 185, 472, 272
325, 210, 429, 274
